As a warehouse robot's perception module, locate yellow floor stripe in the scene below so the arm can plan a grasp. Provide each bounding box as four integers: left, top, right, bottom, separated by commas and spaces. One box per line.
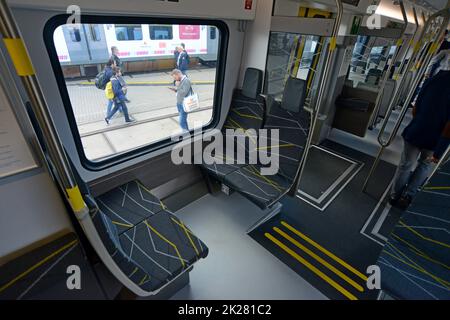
281, 221, 367, 281
0, 239, 78, 293
265, 233, 357, 300
273, 227, 364, 292
144, 220, 186, 268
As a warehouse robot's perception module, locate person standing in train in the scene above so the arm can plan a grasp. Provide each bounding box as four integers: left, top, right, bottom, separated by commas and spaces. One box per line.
176, 43, 190, 75
168, 69, 191, 132
389, 69, 450, 210
105, 67, 135, 124
110, 46, 131, 103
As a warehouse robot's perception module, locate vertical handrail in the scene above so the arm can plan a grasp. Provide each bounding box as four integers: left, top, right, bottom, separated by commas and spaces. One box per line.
362, 8, 450, 193
288, 0, 343, 196
368, 0, 408, 129
389, 6, 419, 108
0, 1, 88, 215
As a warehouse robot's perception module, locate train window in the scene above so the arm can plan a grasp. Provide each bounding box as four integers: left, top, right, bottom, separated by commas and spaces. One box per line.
68, 27, 81, 42
46, 18, 226, 168
149, 25, 173, 40
115, 24, 143, 41
265, 32, 320, 99
347, 36, 394, 88
89, 25, 101, 41
210, 27, 216, 40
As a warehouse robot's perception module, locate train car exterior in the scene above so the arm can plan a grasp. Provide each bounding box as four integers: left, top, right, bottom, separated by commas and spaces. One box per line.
54, 23, 219, 77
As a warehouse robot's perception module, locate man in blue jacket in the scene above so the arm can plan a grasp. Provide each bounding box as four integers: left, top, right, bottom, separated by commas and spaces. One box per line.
105, 67, 135, 124
390, 70, 450, 209
176, 44, 190, 75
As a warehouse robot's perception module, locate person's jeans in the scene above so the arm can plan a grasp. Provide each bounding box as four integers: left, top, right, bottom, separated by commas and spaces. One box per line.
106, 99, 123, 118
107, 100, 131, 122
391, 139, 434, 198
176, 103, 189, 131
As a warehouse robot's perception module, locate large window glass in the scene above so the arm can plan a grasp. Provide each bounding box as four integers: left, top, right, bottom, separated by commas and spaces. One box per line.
265, 32, 321, 100
49, 21, 223, 164
347, 35, 395, 88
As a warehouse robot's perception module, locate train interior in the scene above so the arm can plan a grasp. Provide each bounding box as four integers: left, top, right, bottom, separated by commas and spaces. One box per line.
0, 0, 449, 301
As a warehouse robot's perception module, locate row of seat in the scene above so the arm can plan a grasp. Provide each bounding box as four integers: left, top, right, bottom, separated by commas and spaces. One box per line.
89, 180, 208, 293
86, 68, 310, 295
377, 160, 450, 300
200, 68, 311, 209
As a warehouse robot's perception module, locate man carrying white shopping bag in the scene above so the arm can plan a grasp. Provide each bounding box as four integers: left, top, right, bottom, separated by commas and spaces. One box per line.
169, 69, 199, 132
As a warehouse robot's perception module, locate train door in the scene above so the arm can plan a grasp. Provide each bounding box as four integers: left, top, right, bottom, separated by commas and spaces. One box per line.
62, 24, 109, 72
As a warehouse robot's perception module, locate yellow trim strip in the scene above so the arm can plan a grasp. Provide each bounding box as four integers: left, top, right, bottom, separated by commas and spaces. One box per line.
273, 227, 364, 292
0, 239, 78, 293
329, 37, 337, 51
3, 38, 35, 76
399, 221, 450, 249
171, 217, 199, 256
281, 221, 368, 281
265, 233, 357, 300
66, 186, 86, 212
144, 220, 185, 268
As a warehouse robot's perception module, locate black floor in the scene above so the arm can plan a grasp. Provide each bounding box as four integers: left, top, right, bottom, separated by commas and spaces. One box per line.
299, 146, 355, 200
250, 140, 401, 300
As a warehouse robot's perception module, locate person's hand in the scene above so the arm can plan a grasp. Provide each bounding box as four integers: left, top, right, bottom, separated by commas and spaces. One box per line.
168, 87, 176, 92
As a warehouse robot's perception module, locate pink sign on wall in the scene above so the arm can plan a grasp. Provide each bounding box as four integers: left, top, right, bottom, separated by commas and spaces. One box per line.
179, 25, 200, 40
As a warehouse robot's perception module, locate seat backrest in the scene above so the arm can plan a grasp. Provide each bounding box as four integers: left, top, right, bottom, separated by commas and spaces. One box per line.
378, 79, 396, 118
263, 77, 310, 181
222, 68, 265, 133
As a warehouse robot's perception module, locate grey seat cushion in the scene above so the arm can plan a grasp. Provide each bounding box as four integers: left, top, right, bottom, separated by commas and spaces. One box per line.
93, 180, 208, 293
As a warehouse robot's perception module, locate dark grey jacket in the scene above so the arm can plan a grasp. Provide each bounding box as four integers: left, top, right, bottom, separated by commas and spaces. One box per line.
175, 76, 192, 104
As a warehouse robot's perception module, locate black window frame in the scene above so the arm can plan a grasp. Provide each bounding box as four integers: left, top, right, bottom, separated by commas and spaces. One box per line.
44, 15, 229, 172
149, 24, 173, 40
